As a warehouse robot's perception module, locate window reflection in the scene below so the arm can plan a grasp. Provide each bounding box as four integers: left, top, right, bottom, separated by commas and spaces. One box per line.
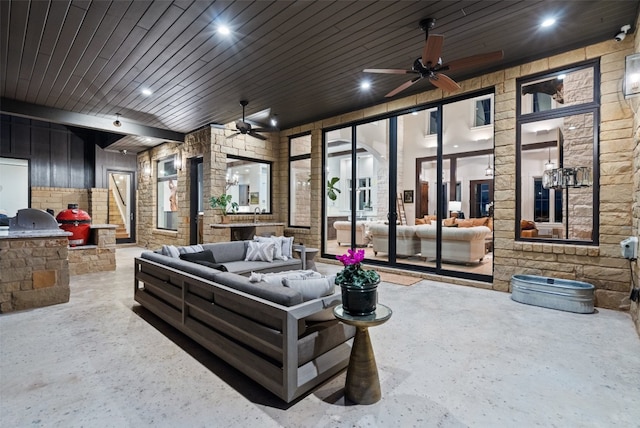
225, 156, 271, 213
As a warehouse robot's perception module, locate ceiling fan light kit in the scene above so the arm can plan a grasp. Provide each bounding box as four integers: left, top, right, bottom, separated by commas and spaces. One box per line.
226, 100, 273, 141
364, 18, 504, 97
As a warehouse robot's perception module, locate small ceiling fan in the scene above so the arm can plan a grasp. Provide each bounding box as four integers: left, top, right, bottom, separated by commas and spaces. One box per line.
364, 18, 504, 97
227, 100, 273, 140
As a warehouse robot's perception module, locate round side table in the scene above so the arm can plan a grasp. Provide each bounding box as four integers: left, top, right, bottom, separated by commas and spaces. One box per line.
333, 303, 392, 404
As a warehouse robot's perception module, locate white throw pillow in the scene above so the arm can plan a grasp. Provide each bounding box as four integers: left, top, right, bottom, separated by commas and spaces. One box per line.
281, 236, 295, 259
254, 236, 284, 260
249, 270, 319, 285
245, 241, 275, 262
282, 276, 335, 301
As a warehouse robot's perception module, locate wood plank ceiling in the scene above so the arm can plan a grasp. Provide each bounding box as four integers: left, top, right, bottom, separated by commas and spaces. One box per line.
1, 1, 637, 152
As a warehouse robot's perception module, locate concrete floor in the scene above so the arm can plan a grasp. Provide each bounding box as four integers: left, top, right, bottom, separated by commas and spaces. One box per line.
1, 246, 639, 428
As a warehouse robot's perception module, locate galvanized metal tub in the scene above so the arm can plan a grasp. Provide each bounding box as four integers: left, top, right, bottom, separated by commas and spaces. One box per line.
511, 275, 595, 314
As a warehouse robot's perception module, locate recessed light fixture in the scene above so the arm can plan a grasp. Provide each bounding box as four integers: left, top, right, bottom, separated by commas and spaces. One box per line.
218, 25, 231, 35
411, 111, 418, 116
270, 117, 278, 127
360, 80, 371, 90
141, 88, 152, 96
541, 17, 556, 28
557, 74, 566, 80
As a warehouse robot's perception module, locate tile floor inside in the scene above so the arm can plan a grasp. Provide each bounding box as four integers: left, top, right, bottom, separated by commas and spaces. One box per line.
1, 246, 639, 427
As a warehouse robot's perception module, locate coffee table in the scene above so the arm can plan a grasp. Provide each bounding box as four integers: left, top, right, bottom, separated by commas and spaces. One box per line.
333, 303, 392, 404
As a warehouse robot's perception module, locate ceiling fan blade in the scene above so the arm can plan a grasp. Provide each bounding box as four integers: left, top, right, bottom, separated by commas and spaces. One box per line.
429, 73, 461, 92
226, 132, 241, 139
422, 34, 444, 67
385, 76, 422, 98
443, 50, 504, 72
364, 68, 416, 75
251, 127, 274, 133
248, 131, 267, 141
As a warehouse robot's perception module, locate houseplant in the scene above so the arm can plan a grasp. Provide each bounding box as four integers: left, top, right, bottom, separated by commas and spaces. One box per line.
335, 248, 380, 315
209, 193, 239, 223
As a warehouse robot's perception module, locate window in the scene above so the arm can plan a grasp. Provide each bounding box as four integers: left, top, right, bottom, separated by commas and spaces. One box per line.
427, 110, 438, 135
225, 156, 272, 213
157, 156, 178, 230
289, 134, 311, 227
474, 98, 492, 127
517, 61, 598, 243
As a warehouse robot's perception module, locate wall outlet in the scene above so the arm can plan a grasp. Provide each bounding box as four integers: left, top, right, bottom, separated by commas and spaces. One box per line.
620, 236, 638, 260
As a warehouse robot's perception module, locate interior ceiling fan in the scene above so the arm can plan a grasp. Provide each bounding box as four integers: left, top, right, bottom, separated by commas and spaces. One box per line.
364, 18, 504, 98
227, 100, 273, 140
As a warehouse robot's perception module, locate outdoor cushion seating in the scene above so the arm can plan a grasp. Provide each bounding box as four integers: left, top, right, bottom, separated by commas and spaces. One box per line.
134, 240, 355, 402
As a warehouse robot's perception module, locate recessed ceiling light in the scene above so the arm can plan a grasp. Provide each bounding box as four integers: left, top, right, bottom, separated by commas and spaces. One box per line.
218, 25, 231, 35
141, 88, 152, 96
411, 111, 418, 116
270, 118, 277, 127
557, 74, 566, 80
541, 18, 556, 28
360, 80, 371, 90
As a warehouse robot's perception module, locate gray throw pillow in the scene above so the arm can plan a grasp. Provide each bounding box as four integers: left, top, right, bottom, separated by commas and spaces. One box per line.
161, 245, 180, 258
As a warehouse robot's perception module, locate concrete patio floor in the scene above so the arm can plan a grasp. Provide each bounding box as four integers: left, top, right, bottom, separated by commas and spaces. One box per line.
1, 246, 639, 427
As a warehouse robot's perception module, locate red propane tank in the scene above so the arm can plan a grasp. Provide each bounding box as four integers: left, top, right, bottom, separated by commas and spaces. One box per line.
57, 204, 91, 246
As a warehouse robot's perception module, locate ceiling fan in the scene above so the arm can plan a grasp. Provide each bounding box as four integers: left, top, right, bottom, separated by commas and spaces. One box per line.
364, 18, 504, 97
227, 100, 273, 140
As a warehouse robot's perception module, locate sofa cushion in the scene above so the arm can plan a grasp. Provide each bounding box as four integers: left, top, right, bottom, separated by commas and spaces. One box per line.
141, 251, 222, 281
203, 241, 247, 263
245, 241, 275, 262
455, 219, 475, 228
281, 236, 294, 259
283, 276, 335, 301
521, 219, 536, 230
210, 272, 303, 306
220, 258, 302, 275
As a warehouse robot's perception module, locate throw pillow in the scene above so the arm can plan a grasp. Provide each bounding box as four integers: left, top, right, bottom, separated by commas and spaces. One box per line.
282, 276, 335, 301
245, 241, 275, 262
191, 260, 228, 271
521, 219, 536, 230
254, 236, 284, 260
281, 236, 294, 259
177, 244, 204, 255
161, 245, 180, 258
455, 219, 474, 228
443, 217, 456, 227
179, 249, 215, 263
250, 270, 320, 285
415, 218, 426, 225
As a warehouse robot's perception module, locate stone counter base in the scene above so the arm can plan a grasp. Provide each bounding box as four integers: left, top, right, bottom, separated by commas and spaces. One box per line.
68, 227, 116, 276
0, 237, 70, 313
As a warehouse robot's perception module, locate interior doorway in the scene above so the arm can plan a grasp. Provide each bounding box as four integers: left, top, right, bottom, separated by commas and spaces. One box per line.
469, 179, 493, 218
107, 171, 135, 244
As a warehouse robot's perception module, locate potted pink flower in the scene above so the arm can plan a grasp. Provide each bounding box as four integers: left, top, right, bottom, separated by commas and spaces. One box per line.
335, 249, 380, 315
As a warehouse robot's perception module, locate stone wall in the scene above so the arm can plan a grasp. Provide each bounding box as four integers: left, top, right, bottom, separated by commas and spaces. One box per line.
631, 15, 640, 335
0, 236, 70, 313
31, 187, 89, 215
136, 125, 284, 250
279, 37, 636, 310
31, 186, 108, 224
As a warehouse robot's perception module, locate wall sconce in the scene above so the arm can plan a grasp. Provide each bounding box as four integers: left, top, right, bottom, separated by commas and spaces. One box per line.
542, 167, 592, 189
225, 172, 239, 189
143, 162, 151, 177
624, 53, 640, 98
485, 155, 494, 177
174, 151, 182, 171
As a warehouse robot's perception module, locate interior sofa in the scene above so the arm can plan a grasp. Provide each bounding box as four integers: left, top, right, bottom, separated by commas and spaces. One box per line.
415, 224, 491, 263
134, 240, 355, 403
368, 223, 421, 257
333, 220, 369, 247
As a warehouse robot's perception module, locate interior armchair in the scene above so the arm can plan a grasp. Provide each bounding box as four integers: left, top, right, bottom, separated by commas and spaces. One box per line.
333, 221, 369, 247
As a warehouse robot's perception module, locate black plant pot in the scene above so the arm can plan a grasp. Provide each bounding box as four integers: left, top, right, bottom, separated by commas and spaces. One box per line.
340, 280, 379, 316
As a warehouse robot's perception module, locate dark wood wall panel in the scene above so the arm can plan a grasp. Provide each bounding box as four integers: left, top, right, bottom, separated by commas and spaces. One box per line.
0, 114, 104, 188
